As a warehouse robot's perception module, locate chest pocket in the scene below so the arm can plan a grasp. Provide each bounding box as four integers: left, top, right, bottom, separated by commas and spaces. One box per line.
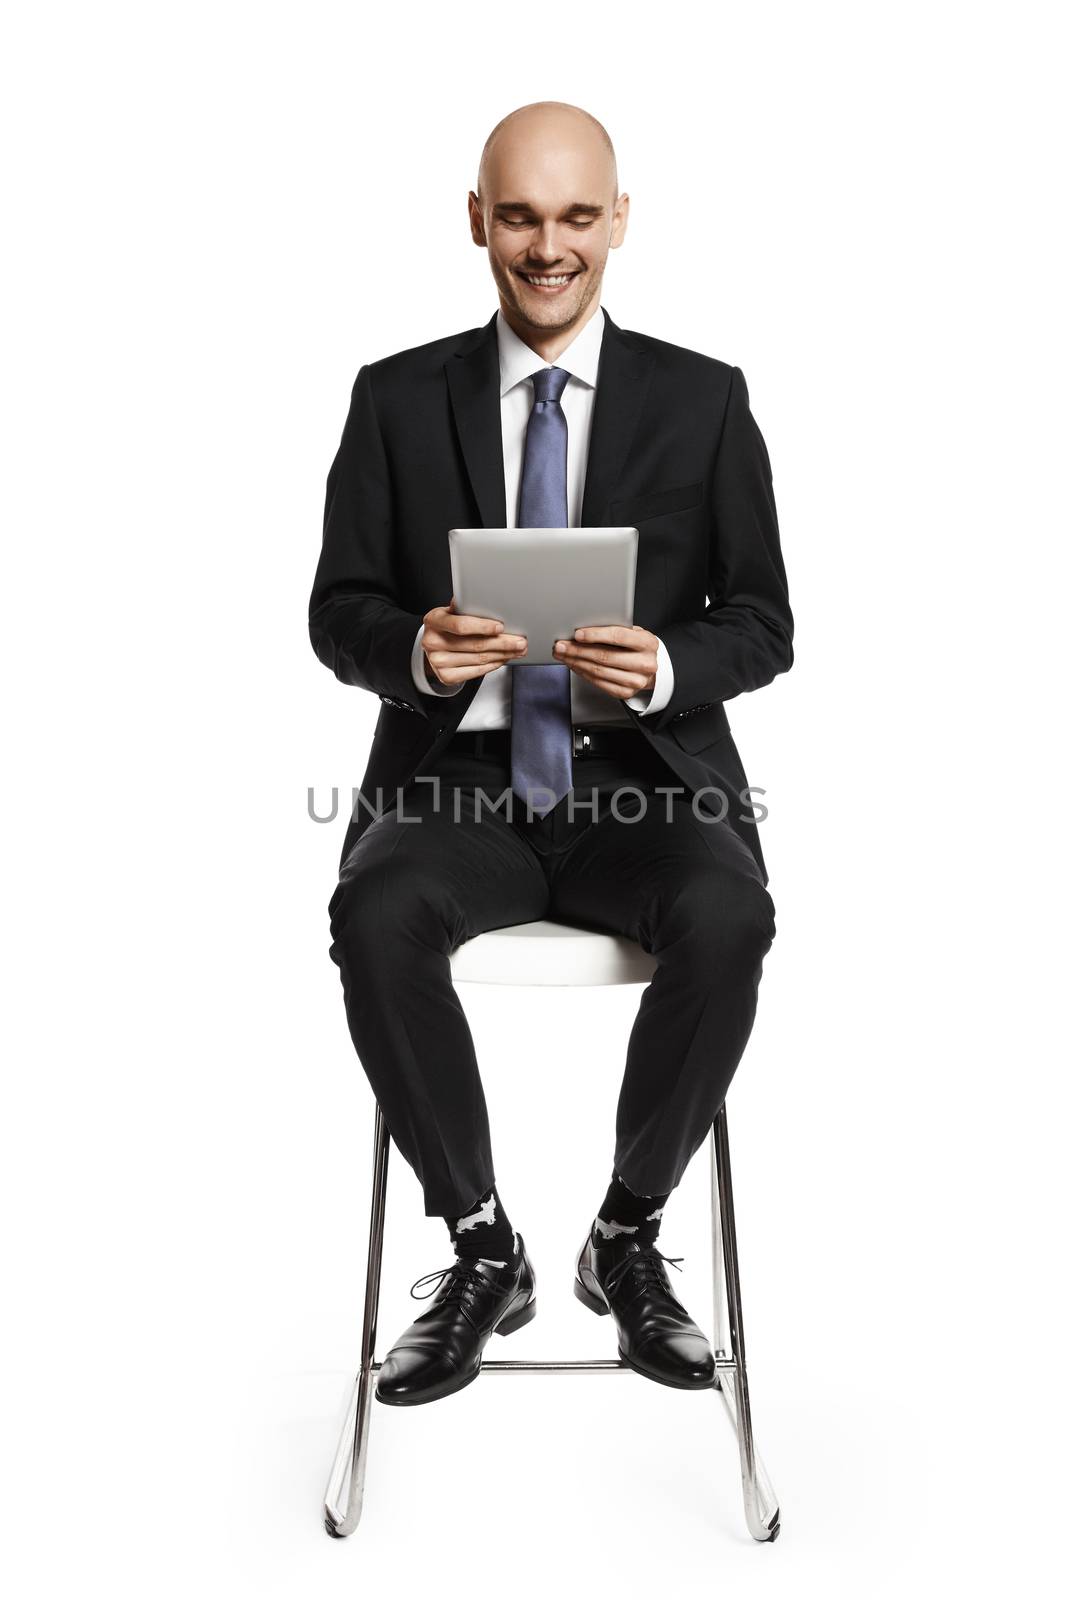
608, 479, 704, 525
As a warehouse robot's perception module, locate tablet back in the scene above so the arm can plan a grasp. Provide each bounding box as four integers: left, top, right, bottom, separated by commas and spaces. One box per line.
449, 525, 638, 665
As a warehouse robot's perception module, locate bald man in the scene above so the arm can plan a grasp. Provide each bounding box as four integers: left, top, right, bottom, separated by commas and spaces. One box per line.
310, 102, 793, 1405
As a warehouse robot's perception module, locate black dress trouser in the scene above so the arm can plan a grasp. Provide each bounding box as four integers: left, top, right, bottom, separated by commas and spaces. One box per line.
327, 729, 776, 1217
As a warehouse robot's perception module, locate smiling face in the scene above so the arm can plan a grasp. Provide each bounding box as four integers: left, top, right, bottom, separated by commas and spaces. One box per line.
469, 103, 628, 346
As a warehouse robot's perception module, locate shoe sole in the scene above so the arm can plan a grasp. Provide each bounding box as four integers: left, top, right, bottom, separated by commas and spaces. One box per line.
374, 1294, 537, 1407
573, 1275, 718, 1391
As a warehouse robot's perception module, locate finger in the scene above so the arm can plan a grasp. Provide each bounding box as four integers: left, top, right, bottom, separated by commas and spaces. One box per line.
555, 642, 656, 671
428, 631, 527, 653
442, 611, 516, 637
430, 659, 510, 684
565, 663, 639, 699
427, 618, 522, 643
428, 649, 526, 670
566, 660, 651, 693
571, 624, 647, 648
425, 603, 499, 633
426, 602, 466, 626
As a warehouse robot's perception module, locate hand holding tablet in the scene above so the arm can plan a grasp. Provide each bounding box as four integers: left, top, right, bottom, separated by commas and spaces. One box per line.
419, 600, 528, 687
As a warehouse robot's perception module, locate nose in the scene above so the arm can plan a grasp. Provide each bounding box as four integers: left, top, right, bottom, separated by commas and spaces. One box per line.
527, 223, 566, 264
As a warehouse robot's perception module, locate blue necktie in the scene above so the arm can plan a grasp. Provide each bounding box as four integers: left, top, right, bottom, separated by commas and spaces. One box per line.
510, 365, 574, 816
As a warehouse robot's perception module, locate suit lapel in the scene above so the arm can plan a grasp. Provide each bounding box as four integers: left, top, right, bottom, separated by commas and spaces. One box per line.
445, 314, 507, 529
580, 307, 655, 527
445, 305, 656, 531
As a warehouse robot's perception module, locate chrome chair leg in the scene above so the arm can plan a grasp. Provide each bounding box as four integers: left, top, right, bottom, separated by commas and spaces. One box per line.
322, 1097, 780, 1542
323, 1102, 390, 1538
710, 1106, 781, 1542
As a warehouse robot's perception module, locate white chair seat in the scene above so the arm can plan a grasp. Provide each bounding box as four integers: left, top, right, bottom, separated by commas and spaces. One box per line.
449, 918, 657, 987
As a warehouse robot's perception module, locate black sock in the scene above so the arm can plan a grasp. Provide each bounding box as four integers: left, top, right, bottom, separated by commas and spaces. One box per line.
594, 1170, 670, 1247
445, 1184, 519, 1266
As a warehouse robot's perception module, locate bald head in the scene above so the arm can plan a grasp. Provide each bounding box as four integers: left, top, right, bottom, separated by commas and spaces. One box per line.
477, 101, 618, 208
469, 100, 628, 350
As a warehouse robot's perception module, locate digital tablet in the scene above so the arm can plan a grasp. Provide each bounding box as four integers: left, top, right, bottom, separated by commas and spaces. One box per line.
449, 526, 638, 666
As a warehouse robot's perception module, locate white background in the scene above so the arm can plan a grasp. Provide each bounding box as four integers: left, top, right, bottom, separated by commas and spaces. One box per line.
2, 2, 1064, 1595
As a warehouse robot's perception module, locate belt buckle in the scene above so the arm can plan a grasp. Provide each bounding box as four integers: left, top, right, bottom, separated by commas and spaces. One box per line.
572, 726, 592, 757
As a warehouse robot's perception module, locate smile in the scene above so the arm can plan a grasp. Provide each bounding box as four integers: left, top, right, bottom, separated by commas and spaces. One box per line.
518, 271, 579, 291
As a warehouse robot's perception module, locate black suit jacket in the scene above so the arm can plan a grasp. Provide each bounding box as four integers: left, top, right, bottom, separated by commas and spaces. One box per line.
309, 306, 793, 885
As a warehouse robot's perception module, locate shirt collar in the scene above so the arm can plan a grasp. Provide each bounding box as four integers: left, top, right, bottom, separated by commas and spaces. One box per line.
496, 304, 605, 397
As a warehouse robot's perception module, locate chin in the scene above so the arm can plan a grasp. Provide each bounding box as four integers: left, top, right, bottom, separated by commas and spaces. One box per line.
521, 304, 575, 327
514, 291, 587, 328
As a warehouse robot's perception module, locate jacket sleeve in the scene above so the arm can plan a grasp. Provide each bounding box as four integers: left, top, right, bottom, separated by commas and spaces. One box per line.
308, 364, 436, 711
648, 365, 794, 724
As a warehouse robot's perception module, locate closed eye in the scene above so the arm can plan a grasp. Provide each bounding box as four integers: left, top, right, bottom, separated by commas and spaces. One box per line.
499, 219, 596, 229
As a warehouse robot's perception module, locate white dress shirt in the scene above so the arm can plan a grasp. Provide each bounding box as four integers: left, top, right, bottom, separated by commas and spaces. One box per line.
410, 304, 675, 728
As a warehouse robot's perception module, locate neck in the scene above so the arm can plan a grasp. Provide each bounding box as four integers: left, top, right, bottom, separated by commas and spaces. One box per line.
498, 294, 601, 364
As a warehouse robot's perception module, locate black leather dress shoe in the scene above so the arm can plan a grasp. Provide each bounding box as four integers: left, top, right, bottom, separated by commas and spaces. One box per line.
574, 1224, 717, 1390
375, 1235, 536, 1406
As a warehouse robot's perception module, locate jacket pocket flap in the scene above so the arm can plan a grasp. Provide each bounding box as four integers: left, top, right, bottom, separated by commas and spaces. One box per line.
609, 479, 704, 524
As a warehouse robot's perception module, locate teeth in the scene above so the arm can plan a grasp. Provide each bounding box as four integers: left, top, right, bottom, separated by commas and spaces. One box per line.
525, 274, 574, 286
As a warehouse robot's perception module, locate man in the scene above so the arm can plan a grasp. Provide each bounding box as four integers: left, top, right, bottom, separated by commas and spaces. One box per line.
309, 101, 793, 1406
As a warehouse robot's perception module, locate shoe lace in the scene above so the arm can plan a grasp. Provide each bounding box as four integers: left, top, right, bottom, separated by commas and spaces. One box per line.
603, 1247, 685, 1299
408, 1258, 490, 1318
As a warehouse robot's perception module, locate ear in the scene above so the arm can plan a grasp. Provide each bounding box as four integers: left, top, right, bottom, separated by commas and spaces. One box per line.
468, 190, 487, 248
610, 193, 630, 249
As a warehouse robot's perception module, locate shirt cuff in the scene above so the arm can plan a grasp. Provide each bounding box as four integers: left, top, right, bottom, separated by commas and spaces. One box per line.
411, 623, 463, 697
625, 637, 675, 715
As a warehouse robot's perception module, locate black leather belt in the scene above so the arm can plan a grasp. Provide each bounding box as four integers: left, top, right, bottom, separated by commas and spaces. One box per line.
449, 725, 647, 759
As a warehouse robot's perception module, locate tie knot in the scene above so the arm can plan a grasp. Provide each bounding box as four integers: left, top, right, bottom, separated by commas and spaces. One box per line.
532, 366, 570, 406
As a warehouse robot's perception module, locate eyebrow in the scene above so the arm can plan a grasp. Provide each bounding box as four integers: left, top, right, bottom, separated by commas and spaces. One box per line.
492, 201, 606, 218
